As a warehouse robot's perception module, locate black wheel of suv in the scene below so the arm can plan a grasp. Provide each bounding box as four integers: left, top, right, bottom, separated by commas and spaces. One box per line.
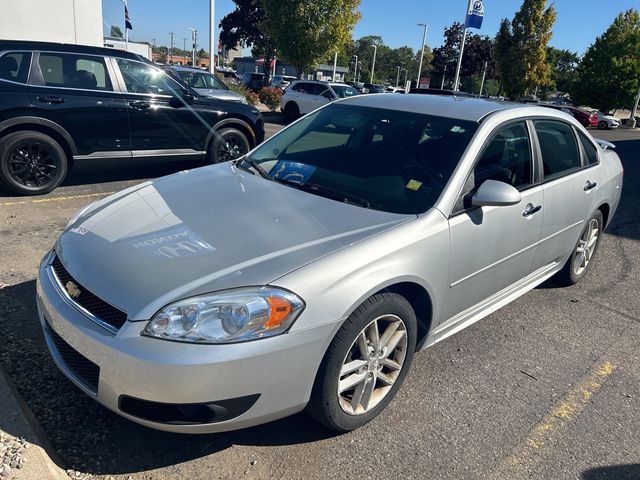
0, 131, 68, 195
556, 209, 604, 286
284, 102, 300, 121
307, 293, 417, 432
209, 128, 251, 164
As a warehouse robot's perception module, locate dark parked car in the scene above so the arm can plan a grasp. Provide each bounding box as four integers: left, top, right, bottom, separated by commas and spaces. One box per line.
0, 40, 264, 195
241, 72, 266, 92
362, 83, 385, 94
542, 105, 598, 128
163, 65, 247, 104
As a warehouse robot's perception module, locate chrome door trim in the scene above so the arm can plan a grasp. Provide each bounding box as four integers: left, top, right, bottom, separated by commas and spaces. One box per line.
73, 151, 132, 160
131, 149, 205, 158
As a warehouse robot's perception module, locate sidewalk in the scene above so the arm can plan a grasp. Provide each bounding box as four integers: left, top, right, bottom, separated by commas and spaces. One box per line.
0, 366, 67, 480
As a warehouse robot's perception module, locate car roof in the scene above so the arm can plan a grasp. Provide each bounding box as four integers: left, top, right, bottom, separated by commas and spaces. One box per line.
0, 39, 143, 61
338, 94, 560, 122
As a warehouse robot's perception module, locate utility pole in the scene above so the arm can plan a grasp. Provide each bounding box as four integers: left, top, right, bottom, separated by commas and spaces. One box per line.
189, 28, 197, 66
441, 66, 446, 89
396, 66, 400, 87
479, 61, 487, 96
352, 55, 358, 82
209, 0, 215, 74
370, 45, 377, 83
183, 38, 186, 63
169, 32, 174, 64
416, 23, 428, 88
332, 51, 338, 82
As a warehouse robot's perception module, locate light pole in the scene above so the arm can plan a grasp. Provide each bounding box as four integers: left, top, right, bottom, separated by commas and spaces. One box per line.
209, 0, 215, 74
396, 65, 401, 87
441, 66, 447, 89
183, 38, 186, 63
416, 23, 428, 88
351, 55, 358, 82
370, 45, 377, 84
169, 32, 174, 64
188, 28, 197, 66
401, 68, 408, 89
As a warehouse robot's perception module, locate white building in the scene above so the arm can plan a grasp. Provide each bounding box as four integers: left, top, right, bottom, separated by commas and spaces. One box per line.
103, 37, 152, 59
1, 0, 103, 46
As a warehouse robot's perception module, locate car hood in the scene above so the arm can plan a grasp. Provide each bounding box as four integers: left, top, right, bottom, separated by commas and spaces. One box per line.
195, 88, 245, 102
56, 165, 412, 319
601, 115, 619, 122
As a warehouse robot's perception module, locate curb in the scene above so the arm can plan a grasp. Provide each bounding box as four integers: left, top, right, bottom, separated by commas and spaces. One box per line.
0, 366, 68, 480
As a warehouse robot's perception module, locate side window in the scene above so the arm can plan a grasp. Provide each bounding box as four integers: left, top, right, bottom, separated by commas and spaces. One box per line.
320, 89, 334, 99
474, 122, 533, 190
292, 83, 310, 94
37, 53, 112, 91
0, 52, 32, 84
578, 131, 598, 166
534, 120, 582, 180
115, 58, 181, 95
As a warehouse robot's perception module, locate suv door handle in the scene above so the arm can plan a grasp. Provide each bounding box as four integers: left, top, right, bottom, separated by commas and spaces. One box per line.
522, 204, 542, 217
37, 96, 64, 105
129, 100, 150, 110
583, 180, 597, 191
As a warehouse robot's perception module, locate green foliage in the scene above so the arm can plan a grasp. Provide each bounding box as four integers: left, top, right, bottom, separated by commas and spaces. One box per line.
545, 47, 580, 95
495, 0, 556, 99
219, 0, 275, 66
258, 86, 282, 111
228, 83, 259, 105
110, 25, 123, 39
263, 0, 362, 77
571, 9, 640, 111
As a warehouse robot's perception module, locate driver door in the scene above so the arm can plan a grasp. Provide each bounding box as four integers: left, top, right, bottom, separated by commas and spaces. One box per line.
112, 58, 209, 154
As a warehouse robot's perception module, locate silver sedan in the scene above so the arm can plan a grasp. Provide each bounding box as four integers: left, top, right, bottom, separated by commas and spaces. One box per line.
36, 94, 623, 433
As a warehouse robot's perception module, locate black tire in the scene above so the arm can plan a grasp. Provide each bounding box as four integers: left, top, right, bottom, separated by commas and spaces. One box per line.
307, 293, 417, 432
598, 121, 608, 130
284, 102, 300, 121
0, 131, 68, 195
209, 128, 251, 164
556, 209, 604, 286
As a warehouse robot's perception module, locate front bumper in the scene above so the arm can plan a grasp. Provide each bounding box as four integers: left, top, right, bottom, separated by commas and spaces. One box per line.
36, 251, 336, 433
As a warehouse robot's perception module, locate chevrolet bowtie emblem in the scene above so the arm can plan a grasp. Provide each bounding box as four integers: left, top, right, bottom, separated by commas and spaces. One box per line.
65, 281, 81, 299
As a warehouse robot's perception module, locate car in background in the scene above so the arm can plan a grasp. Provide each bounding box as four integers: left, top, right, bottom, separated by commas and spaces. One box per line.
345, 81, 365, 93
164, 66, 247, 104
362, 83, 385, 94
280, 80, 359, 119
408, 88, 472, 97
0, 40, 264, 195
543, 105, 597, 128
271, 75, 296, 90
595, 111, 621, 130
241, 72, 266, 92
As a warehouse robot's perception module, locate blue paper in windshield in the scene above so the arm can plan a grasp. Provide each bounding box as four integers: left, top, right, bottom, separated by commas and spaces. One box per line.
271, 161, 317, 185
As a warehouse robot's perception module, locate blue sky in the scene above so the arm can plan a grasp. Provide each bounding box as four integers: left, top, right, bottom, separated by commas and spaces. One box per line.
103, 0, 639, 56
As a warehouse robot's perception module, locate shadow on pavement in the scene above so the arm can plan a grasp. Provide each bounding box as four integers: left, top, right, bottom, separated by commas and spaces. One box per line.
0, 279, 338, 476
582, 463, 640, 479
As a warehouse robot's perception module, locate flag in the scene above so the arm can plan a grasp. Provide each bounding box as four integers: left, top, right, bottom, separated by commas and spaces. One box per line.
125, 4, 133, 30
465, 0, 484, 29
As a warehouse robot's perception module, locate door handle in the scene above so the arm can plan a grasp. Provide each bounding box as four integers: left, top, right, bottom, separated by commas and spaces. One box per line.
583, 180, 597, 191
37, 96, 64, 105
129, 100, 150, 110
522, 204, 542, 217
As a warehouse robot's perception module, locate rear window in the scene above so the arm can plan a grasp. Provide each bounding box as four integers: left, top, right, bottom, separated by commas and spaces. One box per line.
578, 132, 598, 166
37, 53, 112, 91
0, 52, 31, 84
534, 120, 581, 180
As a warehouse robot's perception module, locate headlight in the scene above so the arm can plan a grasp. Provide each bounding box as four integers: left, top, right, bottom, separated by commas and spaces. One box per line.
142, 287, 304, 344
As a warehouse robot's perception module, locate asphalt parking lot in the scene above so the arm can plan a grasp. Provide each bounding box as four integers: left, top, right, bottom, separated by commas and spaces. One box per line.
0, 125, 638, 480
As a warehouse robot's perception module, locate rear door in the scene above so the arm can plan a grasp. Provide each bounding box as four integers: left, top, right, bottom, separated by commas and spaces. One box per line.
28, 51, 130, 156
290, 82, 318, 114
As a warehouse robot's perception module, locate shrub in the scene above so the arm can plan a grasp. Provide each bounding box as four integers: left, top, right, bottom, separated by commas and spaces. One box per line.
228, 83, 259, 106
258, 86, 283, 111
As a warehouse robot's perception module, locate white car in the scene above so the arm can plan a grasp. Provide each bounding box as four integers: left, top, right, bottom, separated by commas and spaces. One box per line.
596, 112, 621, 130
281, 80, 359, 119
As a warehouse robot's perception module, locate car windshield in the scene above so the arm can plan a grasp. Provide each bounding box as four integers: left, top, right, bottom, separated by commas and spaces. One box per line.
245, 104, 478, 215
177, 71, 228, 90
331, 85, 359, 98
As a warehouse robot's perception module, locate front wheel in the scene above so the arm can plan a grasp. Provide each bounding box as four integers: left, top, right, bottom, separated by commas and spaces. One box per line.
209, 128, 251, 164
283, 102, 300, 121
307, 293, 417, 432
556, 210, 603, 285
598, 121, 608, 130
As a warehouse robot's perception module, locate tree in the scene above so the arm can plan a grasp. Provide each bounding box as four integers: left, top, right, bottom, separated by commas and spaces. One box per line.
198, 48, 209, 59
545, 47, 580, 95
495, 0, 556, 99
110, 25, 123, 39
263, 0, 361, 77
571, 9, 640, 112
219, 0, 275, 64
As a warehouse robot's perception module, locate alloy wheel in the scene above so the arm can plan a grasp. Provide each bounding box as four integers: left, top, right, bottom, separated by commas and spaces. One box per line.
337, 314, 408, 415
7, 141, 59, 188
573, 218, 599, 276
216, 134, 247, 162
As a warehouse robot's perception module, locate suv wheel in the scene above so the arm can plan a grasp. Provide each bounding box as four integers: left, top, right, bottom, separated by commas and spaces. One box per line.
209, 128, 251, 164
598, 120, 608, 130
284, 102, 300, 121
0, 131, 68, 195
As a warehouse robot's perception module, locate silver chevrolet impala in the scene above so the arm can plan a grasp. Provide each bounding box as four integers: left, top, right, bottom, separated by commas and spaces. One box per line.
36, 95, 623, 433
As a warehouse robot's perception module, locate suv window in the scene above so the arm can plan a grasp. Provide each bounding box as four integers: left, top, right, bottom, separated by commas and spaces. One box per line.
116, 58, 182, 95
534, 120, 581, 180
37, 53, 112, 91
291, 82, 312, 94
578, 131, 598, 166
0, 52, 31, 84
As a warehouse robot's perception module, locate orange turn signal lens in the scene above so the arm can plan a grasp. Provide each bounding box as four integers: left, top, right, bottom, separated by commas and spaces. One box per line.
265, 296, 293, 328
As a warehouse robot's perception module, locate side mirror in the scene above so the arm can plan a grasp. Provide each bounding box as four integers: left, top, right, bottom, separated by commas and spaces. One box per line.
471, 180, 522, 207
182, 90, 197, 104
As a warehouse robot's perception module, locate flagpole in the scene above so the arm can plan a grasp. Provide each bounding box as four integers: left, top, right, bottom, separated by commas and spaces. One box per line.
122, 0, 129, 52
453, 0, 471, 92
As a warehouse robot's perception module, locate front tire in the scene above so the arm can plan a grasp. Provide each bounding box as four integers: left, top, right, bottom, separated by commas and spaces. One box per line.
598, 121, 608, 130
283, 102, 300, 121
307, 293, 417, 432
209, 128, 251, 164
556, 210, 603, 286
0, 131, 68, 195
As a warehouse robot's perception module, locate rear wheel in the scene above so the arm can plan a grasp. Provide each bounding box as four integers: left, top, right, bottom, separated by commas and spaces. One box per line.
556, 210, 603, 285
307, 293, 417, 432
209, 128, 251, 164
0, 131, 68, 195
598, 120, 608, 130
284, 102, 300, 121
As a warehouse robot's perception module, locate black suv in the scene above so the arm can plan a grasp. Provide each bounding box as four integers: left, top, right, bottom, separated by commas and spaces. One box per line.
0, 41, 264, 195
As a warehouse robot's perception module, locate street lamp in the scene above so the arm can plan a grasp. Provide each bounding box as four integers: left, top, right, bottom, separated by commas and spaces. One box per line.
396, 65, 401, 87
351, 55, 358, 82
401, 68, 408, 89
370, 45, 377, 84
416, 23, 428, 88
209, 0, 215, 74
188, 28, 197, 67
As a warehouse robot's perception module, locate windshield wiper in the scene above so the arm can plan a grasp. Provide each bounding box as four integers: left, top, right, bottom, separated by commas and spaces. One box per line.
236, 157, 271, 179
274, 177, 371, 209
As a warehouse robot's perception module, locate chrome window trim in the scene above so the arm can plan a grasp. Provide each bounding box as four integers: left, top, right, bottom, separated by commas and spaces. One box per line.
73, 148, 205, 160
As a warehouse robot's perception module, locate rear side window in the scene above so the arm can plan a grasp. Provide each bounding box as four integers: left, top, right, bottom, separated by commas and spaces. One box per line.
534, 120, 581, 180
37, 53, 112, 91
578, 132, 598, 166
0, 52, 32, 84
